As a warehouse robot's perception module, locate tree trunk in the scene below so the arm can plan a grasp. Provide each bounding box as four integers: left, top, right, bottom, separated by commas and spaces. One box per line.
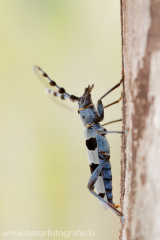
120, 1, 160, 240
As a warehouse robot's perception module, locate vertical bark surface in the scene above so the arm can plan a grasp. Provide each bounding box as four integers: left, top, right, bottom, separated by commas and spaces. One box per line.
120, 1, 160, 240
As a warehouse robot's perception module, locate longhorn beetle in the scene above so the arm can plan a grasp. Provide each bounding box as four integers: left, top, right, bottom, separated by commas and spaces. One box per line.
34, 66, 125, 225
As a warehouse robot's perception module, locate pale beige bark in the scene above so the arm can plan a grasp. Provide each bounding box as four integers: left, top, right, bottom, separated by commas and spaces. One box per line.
120, 1, 160, 240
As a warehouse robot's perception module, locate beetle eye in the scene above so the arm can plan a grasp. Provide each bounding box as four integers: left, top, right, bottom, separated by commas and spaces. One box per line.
78, 97, 84, 105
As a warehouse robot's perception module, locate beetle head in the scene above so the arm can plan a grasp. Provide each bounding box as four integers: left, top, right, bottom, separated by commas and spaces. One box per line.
78, 84, 94, 109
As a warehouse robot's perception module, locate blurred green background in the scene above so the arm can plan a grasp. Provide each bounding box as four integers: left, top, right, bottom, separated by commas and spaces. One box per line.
0, 0, 122, 239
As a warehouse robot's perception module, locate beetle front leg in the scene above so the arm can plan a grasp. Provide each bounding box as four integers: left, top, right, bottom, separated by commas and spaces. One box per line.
96, 100, 104, 121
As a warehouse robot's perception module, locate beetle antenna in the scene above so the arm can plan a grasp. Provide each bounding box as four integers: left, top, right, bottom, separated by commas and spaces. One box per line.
34, 66, 79, 102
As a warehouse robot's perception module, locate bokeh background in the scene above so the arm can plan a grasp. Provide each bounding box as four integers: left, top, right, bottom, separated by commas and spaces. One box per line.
0, 0, 122, 239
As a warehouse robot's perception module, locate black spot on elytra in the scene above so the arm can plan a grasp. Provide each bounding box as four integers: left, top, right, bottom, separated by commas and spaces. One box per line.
98, 193, 105, 198
89, 163, 101, 176
89, 163, 99, 173
78, 110, 80, 114
82, 115, 85, 119
86, 138, 97, 150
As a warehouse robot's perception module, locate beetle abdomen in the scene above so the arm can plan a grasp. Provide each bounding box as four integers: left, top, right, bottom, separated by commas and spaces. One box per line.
99, 156, 113, 203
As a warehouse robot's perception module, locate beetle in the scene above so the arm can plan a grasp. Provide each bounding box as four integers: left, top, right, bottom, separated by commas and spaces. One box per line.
34, 66, 125, 224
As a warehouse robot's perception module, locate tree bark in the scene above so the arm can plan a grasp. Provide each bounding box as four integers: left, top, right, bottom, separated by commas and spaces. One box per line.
120, 1, 160, 240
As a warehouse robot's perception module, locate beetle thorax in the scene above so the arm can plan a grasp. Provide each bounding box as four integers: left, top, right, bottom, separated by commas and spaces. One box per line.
78, 85, 98, 127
